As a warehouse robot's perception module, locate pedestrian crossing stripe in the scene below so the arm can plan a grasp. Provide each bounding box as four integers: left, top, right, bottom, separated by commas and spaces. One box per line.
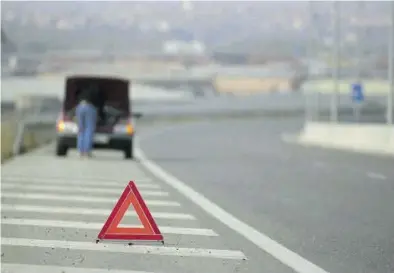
1, 204, 196, 219
1, 218, 218, 236
1, 263, 156, 273
1, 238, 247, 260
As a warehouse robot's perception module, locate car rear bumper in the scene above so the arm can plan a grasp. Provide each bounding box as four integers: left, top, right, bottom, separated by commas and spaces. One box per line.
56, 133, 132, 150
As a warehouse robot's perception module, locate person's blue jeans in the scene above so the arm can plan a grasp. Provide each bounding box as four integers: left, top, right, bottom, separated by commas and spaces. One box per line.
76, 102, 97, 154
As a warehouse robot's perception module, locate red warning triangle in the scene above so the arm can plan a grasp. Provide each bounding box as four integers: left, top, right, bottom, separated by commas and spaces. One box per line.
97, 181, 163, 242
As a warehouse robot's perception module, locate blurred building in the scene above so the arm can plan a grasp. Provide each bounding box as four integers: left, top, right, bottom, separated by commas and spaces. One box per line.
1, 28, 18, 74
162, 40, 206, 56
1, 28, 42, 77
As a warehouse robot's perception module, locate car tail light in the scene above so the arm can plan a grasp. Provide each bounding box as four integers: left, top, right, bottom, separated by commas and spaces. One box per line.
57, 120, 78, 133
57, 112, 78, 133
114, 117, 134, 135
57, 120, 65, 132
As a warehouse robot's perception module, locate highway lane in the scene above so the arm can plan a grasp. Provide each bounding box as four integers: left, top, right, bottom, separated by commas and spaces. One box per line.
137, 117, 394, 273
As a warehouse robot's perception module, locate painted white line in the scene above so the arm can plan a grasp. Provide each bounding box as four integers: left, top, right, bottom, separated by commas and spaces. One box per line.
1, 238, 247, 260
0, 173, 151, 180
1, 192, 179, 207
1, 176, 153, 185
367, 172, 387, 180
135, 147, 330, 273
1, 184, 168, 197
0, 179, 161, 189
2, 218, 218, 236
1, 263, 155, 273
1, 204, 196, 220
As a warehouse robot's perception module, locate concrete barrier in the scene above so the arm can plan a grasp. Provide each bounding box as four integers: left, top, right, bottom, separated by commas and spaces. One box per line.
297, 122, 394, 156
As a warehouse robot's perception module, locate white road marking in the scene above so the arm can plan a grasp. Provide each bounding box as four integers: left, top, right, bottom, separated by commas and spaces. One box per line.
1, 192, 179, 206
0, 179, 161, 189
2, 218, 218, 236
1, 204, 196, 220
1, 184, 168, 197
1, 176, 153, 185
135, 146, 330, 273
1, 263, 156, 273
1, 238, 247, 260
366, 172, 387, 180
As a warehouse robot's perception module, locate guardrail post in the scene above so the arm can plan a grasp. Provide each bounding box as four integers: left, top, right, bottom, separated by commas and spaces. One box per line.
12, 121, 26, 156
387, 1, 394, 125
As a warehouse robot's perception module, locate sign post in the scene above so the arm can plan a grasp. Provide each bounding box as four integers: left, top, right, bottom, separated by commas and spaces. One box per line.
351, 82, 364, 122
305, 1, 315, 123
387, 1, 394, 125
331, 1, 340, 123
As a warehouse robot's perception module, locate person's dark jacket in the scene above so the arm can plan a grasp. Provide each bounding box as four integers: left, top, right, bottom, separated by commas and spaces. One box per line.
78, 86, 99, 106
77, 86, 105, 121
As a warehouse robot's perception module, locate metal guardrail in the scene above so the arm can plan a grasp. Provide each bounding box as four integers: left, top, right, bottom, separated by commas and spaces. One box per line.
12, 115, 57, 156
8, 96, 58, 158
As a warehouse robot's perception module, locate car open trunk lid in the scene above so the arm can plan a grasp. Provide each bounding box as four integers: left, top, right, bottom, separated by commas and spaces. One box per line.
64, 75, 130, 133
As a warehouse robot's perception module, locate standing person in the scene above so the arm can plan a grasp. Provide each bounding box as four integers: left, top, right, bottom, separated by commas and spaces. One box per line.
75, 84, 99, 158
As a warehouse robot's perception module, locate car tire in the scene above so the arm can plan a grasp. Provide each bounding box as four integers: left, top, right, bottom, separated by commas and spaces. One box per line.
124, 139, 133, 159
56, 143, 68, 157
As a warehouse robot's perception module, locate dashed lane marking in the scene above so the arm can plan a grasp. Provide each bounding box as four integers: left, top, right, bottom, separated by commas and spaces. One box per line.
366, 172, 387, 180
1, 204, 196, 220
1, 238, 247, 260
2, 218, 218, 236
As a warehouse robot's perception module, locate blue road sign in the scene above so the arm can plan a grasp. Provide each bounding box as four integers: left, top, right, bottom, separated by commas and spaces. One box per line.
351, 82, 364, 103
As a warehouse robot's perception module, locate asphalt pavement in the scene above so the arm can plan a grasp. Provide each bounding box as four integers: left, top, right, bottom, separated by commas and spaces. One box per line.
2, 118, 393, 273
137, 117, 394, 273
1, 143, 297, 273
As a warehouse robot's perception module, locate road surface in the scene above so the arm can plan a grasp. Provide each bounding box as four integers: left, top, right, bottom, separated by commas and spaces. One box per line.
2, 144, 293, 273
137, 117, 394, 273
2, 116, 393, 273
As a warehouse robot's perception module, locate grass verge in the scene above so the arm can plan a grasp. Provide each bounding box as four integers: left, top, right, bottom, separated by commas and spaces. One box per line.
1, 120, 54, 164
